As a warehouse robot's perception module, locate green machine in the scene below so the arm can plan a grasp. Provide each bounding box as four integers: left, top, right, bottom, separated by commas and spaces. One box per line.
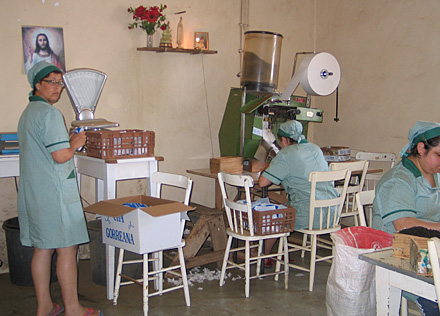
219, 31, 340, 161
219, 88, 323, 159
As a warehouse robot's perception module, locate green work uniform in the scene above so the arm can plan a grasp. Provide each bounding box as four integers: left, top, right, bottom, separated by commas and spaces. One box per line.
17, 95, 89, 249
262, 141, 339, 230
372, 157, 440, 234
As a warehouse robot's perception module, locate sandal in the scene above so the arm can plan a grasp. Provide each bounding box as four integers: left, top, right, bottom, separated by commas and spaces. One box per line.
49, 303, 64, 316
264, 258, 275, 267
83, 308, 104, 316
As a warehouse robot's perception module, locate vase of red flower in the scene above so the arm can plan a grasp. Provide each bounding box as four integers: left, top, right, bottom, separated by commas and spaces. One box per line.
128, 4, 168, 47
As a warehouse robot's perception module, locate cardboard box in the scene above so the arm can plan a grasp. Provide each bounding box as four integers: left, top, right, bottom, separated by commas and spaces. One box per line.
392, 232, 429, 259
85, 195, 193, 254
324, 155, 351, 162
410, 238, 432, 276
210, 156, 243, 174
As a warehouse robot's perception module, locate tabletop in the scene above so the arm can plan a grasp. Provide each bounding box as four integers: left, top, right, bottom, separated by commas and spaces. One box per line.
359, 248, 434, 285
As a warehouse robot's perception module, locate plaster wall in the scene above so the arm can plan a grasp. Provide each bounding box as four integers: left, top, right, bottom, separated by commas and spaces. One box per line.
0, 0, 316, 272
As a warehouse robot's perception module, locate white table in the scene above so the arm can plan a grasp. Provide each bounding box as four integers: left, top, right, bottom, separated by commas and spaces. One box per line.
359, 249, 436, 315
0, 155, 19, 178
75, 154, 161, 300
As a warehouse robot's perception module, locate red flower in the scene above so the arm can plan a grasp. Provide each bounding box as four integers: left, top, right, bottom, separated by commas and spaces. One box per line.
127, 4, 168, 35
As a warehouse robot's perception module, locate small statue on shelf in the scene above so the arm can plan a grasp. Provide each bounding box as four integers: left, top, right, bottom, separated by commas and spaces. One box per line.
176, 16, 184, 48
159, 22, 172, 48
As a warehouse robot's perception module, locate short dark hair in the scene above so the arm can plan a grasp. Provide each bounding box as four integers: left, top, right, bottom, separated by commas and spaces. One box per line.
410, 135, 440, 157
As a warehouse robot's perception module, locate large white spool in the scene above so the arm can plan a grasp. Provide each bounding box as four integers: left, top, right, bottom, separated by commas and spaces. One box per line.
281, 52, 341, 100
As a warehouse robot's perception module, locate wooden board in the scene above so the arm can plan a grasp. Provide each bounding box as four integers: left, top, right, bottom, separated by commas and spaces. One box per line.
410, 238, 432, 276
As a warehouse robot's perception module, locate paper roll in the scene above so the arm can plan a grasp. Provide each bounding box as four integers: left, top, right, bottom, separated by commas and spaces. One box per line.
280, 52, 341, 100
300, 52, 340, 96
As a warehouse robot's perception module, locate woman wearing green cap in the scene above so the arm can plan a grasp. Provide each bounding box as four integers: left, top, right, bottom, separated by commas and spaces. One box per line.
373, 120, 440, 315
258, 120, 338, 265
17, 61, 102, 316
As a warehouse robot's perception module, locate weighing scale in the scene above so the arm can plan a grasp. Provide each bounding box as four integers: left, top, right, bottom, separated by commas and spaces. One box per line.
63, 68, 119, 130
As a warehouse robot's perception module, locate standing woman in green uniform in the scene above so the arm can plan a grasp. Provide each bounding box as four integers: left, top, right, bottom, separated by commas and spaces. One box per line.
18, 61, 103, 316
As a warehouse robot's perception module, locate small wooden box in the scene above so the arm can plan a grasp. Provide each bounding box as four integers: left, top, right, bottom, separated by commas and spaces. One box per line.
409, 238, 432, 276
242, 159, 270, 173
392, 233, 429, 259
210, 156, 243, 174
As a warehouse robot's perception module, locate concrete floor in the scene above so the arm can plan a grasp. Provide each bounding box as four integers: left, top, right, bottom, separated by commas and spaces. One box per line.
0, 242, 332, 316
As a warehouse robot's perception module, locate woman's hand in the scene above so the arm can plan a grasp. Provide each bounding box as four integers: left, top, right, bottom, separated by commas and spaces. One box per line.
51, 131, 86, 164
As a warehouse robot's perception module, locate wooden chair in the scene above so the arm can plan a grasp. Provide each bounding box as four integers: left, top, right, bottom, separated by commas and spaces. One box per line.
113, 172, 192, 316
355, 152, 397, 190
217, 171, 290, 298
355, 190, 375, 227
330, 160, 369, 226
285, 169, 351, 292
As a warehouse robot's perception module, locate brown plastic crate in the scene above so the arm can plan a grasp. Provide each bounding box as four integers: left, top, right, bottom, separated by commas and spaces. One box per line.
85, 129, 155, 159
239, 206, 295, 236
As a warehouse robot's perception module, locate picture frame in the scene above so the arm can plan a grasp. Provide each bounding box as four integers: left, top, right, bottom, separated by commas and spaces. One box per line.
194, 32, 209, 50
22, 26, 66, 74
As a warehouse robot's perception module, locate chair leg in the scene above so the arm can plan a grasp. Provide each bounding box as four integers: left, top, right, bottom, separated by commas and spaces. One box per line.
143, 253, 149, 316
178, 245, 191, 306
301, 234, 308, 258
151, 251, 163, 292
256, 241, 263, 277
219, 236, 233, 287
283, 237, 289, 290
309, 235, 317, 292
113, 248, 125, 305
245, 240, 250, 298
401, 297, 408, 316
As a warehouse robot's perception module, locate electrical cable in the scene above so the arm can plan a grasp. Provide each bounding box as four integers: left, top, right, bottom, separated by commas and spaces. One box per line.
200, 54, 215, 158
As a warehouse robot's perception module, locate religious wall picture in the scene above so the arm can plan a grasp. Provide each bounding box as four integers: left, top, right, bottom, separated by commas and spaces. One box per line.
194, 32, 209, 50
22, 26, 66, 74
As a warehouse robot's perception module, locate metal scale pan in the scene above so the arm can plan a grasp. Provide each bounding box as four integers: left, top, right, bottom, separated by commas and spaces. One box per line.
63, 68, 119, 130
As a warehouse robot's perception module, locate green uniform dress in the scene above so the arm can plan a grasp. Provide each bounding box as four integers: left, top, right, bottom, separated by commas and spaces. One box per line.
261, 140, 339, 230
17, 95, 89, 249
372, 157, 440, 234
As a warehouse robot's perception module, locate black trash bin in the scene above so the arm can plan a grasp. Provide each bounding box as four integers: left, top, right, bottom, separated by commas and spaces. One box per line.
2, 217, 57, 286
88, 219, 142, 286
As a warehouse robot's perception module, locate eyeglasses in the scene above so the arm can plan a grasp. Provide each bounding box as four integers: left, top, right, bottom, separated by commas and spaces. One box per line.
41, 79, 65, 88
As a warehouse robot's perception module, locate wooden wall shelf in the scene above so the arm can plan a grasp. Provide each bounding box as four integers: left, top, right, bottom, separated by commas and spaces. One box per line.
137, 47, 218, 55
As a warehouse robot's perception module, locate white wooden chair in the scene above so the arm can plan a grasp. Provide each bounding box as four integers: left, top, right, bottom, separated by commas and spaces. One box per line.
330, 160, 369, 226
428, 237, 440, 313
113, 172, 192, 316
355, 152, 397, 190
217, 171, 290, 298
285, 169, 351, 292
355, 190, 375, 227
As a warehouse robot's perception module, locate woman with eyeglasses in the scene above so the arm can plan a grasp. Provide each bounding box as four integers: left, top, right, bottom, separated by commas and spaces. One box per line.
373, 120, 440, 316
17, 61, 103, 316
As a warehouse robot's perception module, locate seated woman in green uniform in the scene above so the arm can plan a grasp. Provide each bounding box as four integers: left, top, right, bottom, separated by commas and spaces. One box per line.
18, 61, 103, 316
258, 120, 338, 264
373, 120, 440, 316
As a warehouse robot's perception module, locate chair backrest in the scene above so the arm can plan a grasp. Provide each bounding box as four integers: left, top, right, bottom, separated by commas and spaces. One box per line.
355, 152, 397, 167
308, 169, 351, 230
355, 190, 375, 227
355, 152, 397, 190
428, 237, 440, 312
217, 171, 255, 236
329, 160, 369, 194
151, 171, 193, 235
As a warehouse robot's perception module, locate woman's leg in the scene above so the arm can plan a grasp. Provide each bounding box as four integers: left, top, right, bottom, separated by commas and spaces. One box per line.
56, 245, 102, 316
32, 247, 55, 316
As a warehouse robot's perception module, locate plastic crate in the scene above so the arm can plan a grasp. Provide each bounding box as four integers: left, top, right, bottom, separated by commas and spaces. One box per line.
85, 129, 155, 159
239, 207, 295, 236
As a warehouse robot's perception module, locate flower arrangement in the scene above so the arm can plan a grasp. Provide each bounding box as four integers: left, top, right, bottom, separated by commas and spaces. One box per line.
127, 4, 168, 35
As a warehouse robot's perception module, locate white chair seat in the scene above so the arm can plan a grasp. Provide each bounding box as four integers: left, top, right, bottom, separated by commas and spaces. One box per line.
285, 168, 351, 291
218, 171, 291, 298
